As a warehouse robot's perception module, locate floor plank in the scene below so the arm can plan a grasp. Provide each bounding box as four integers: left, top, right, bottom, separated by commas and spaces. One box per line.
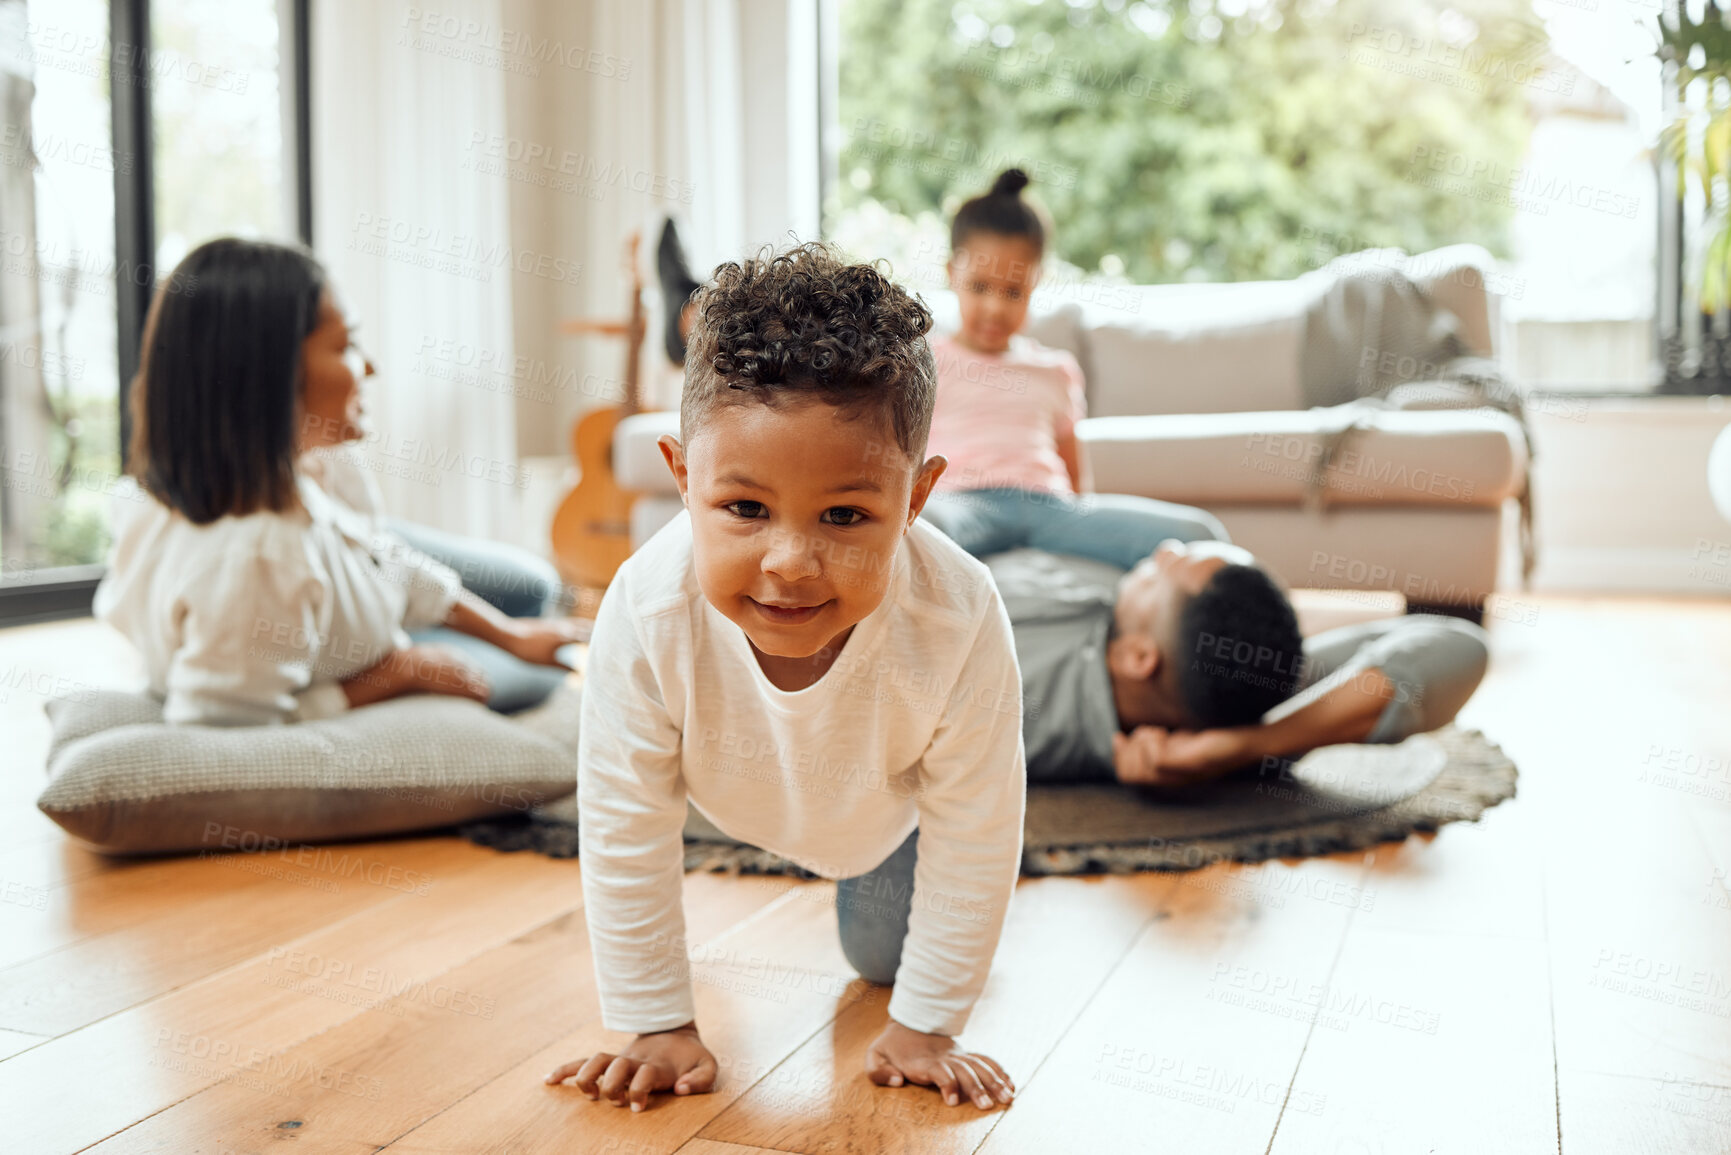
0, 1026, 48, 1062
676, 1141, 800, 1155
82, 874, 797, 1155
1557, 1071, 1731, 1155
1268, 928, 1556, 1153
0, 844, 590, 1153
973, 858, 1364, 1155
0, 836, 495, 1034
378, 881, 876, 1155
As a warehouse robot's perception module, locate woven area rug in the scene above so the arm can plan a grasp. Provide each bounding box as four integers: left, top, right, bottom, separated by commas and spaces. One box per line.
459, 725, 1515, 877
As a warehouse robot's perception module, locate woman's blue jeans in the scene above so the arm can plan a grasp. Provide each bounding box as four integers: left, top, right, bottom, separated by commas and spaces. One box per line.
389, 519, 568, 714
920, 486, 1229, 571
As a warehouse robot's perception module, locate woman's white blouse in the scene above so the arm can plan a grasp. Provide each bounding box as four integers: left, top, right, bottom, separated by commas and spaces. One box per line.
94, 453, 462, 726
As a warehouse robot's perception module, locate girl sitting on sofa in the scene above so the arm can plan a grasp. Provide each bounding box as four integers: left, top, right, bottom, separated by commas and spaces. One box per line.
920, 168, 1228, 570
95, 237, 584, 725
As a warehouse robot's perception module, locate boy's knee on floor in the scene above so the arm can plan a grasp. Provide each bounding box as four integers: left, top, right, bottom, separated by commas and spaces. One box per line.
837, 908, 905, 985
841, 936, 901, 986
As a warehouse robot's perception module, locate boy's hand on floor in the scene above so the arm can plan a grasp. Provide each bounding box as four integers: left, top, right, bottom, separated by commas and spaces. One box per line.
864, 1019, 1014, 1109
543, 1023, 717, 1112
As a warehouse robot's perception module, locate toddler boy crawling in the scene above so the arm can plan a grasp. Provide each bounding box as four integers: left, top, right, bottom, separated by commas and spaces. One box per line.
544, 244, 1026, 1113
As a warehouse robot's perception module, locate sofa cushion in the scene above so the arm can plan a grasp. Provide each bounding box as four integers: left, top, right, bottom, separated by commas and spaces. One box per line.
1078, 407, 1527, 508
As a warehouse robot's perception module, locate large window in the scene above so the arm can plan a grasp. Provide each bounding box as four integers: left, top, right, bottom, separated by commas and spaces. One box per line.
0, 0, 304, 622
828, 0, 1661, 393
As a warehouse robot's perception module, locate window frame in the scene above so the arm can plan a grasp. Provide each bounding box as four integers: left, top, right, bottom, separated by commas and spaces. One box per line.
0, 0, 313, 626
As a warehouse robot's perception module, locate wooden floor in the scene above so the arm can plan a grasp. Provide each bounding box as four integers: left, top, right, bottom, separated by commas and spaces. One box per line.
2, 595, 1729, 1153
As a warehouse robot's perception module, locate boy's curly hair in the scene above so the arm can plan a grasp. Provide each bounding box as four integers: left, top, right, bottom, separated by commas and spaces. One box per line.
682, 242, 936, 460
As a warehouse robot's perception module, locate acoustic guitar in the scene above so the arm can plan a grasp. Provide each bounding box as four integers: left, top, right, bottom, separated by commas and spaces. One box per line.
551, 233, 648, 591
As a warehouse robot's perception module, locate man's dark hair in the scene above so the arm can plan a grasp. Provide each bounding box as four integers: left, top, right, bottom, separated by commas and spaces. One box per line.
682, 242, 936, 460
128, 237, 327, 524
1175, 565, 1305, 728
950, 168, 1050, 256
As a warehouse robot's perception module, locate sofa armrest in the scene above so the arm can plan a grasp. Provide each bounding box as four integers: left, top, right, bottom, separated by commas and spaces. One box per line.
613, 410, 682, 494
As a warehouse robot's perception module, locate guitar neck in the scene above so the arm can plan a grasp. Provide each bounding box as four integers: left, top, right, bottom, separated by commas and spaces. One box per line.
623, 285, 645, 416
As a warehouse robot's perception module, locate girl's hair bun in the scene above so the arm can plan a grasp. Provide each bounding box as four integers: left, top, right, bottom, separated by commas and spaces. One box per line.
991, 168, 1030, 197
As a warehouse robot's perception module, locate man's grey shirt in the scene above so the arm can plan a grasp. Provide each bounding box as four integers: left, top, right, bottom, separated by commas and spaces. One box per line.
986, 549, 1125, 783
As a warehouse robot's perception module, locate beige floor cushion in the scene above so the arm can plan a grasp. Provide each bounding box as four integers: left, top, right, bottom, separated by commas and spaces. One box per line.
36, 684, 581, 856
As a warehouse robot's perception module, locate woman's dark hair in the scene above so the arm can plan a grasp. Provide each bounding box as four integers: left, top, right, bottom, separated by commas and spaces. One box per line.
683, 241, 936, 460
127, 237, 327, 524
950, 168, 1049, 256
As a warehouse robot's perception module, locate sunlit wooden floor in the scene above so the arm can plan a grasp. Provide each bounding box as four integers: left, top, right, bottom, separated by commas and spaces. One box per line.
1, 595, 1729, 1153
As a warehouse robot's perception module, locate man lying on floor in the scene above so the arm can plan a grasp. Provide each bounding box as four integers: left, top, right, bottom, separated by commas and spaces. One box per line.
993, 540, 1490, 787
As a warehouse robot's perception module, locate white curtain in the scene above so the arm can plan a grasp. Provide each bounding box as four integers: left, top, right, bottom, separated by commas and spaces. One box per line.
309, 0, 819, 526
567, 0, 819, 413
568, 0, 748, 413
310, 0, 520, 540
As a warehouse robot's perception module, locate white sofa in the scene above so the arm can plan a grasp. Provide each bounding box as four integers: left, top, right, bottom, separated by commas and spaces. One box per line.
612, 246, 1528, 618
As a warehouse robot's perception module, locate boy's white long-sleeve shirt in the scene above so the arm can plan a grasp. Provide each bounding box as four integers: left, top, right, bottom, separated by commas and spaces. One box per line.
577, 510, 1026, 1038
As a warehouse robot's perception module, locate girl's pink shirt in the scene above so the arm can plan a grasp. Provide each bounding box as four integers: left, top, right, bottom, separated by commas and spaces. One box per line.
927, 332, 1087, 496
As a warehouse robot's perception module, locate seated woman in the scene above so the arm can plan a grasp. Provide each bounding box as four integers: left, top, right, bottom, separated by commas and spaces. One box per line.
919, 169, 1227, 571
95, 237, 583, 725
